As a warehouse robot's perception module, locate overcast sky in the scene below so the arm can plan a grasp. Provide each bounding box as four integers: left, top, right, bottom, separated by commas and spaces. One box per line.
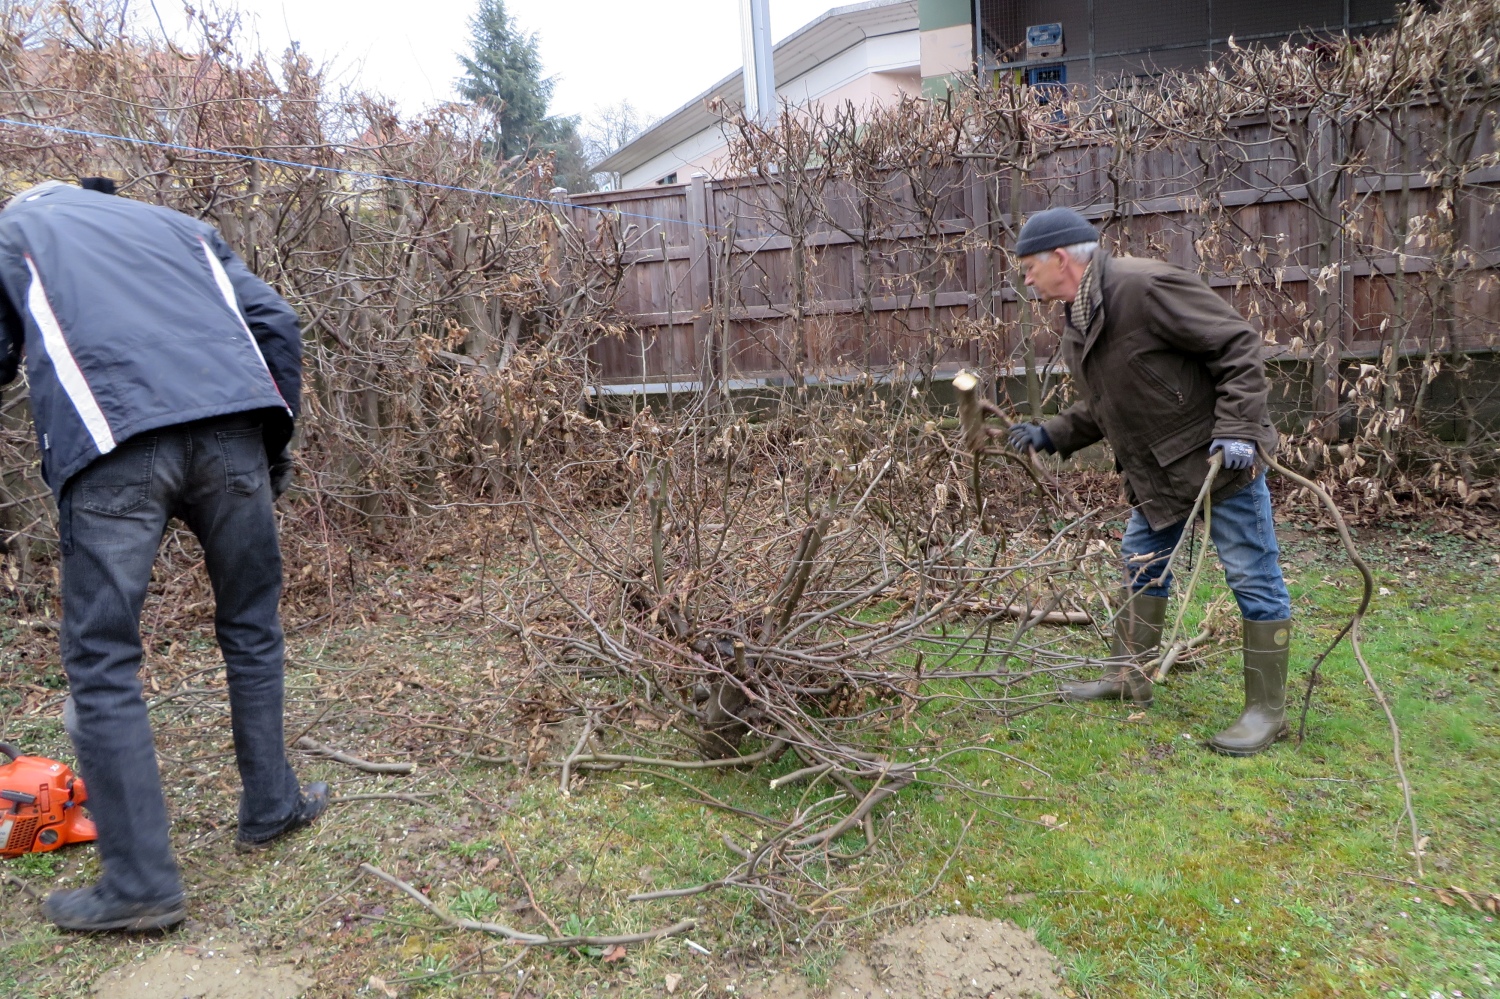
154, 0, 840, 126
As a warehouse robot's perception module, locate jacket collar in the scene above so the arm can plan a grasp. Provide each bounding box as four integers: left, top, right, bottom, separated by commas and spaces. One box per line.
3, 180, 72, 213
1069, 250, 1109, 358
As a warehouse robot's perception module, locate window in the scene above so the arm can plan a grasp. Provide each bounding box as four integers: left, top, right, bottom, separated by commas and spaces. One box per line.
656, 172, 678, 185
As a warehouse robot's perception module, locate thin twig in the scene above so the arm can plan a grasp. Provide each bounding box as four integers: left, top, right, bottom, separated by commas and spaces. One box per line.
1340, 870, 1500, 912
769, 762, 832, 789
1267, 455, 1419, 877
559, 714, 596, 796
391, 951, 526, 987
330, 793, 436, 805
297, 736, 415, 774
1150, 452, 1222, 682
548, 739, 787, 772
359, 863, 694, 946
294, 872, 368, 929
3, 874, 40, 899
842, 809, 977, 923
499, 833, 563, 937
288, 699, 339, 746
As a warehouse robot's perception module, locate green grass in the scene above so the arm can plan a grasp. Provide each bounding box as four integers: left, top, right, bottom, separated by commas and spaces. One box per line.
0, 523, 1497, 997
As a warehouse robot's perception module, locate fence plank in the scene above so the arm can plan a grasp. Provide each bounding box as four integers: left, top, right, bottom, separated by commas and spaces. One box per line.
686, 173, 714, 394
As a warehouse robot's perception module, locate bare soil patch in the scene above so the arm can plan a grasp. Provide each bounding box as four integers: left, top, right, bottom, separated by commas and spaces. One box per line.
748, 916, 1064, 999
90, 942, 311, 999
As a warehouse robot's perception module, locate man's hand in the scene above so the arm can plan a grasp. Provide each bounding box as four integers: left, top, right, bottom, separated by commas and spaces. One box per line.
1007, 423, 1054, 454
269, 445, 294, 499
1209, 438, 1256, 470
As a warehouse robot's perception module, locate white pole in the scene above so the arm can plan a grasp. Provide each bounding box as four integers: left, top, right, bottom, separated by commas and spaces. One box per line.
738, 0, 775, 124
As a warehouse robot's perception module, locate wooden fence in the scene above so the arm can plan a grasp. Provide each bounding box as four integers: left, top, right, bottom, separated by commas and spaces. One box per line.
563, 101, 1500, 429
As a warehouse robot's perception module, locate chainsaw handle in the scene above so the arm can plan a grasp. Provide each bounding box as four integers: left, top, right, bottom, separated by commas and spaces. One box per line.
0, 742, 20, 762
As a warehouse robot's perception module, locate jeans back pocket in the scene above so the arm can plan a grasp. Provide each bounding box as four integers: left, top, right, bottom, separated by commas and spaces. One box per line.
218, 426, 267, 496
74, 440, 157, 516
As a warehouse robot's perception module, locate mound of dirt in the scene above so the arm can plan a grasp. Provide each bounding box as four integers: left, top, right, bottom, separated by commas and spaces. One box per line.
749, 916, 1065, 999
91, 942, 311, 999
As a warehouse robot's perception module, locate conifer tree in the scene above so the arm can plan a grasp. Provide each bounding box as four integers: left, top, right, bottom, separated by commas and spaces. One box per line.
456, 0, 578, 170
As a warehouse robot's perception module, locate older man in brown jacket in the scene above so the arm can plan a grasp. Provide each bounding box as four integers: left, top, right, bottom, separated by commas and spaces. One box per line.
1007, 208, 1293, 756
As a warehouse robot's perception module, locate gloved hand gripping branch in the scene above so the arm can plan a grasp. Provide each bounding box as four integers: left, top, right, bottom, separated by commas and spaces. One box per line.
1007, 423, 1054, 454
1209, 438, 1256, 470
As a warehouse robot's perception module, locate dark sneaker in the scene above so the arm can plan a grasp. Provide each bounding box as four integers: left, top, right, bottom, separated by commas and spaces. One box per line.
235, 781, 331, 853
45, 885, 186, 932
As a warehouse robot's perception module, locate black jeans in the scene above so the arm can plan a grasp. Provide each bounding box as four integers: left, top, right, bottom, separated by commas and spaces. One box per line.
58, 414, 302, 903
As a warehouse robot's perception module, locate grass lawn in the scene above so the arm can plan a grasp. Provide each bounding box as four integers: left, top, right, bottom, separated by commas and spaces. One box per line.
0, 521, 1496, 998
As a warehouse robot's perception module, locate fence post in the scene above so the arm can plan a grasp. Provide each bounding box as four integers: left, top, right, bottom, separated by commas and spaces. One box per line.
687, 172, 715, 400
1308, 113, 1344, 441
965, 162, 998, 402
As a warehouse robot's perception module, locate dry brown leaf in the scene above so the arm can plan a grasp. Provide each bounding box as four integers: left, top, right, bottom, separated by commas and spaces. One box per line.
1447, 886, 1500, 914
665, 973, 683, 993
368, 976, 398, 998
602, 944, 628, 962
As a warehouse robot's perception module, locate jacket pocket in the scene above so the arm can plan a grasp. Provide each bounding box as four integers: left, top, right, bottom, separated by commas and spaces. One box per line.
74, 440, 157, 516
218, 426, 267, 496
1150, 415, 1215, 467
1129, 353, 1184, 407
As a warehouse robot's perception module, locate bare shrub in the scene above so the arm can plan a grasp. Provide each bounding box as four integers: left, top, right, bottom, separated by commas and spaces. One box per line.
0, 0, 631, 597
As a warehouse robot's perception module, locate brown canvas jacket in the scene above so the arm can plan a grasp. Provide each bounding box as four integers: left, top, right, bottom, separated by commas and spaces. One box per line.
1040, 253, 1279, 530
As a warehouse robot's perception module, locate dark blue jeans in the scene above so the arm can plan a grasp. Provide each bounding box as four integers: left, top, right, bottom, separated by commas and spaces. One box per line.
1120, 471, 1292, 622
58, 414, 302, 903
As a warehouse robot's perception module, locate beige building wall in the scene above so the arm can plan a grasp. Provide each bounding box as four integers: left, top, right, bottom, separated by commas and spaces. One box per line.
619, 59, 922, 188
919, 23, 972, 79
816, 68, 922, 107
628, 69, 921, 186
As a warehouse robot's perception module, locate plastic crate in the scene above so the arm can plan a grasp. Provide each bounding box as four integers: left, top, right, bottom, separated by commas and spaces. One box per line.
1025, 22, 1064, 61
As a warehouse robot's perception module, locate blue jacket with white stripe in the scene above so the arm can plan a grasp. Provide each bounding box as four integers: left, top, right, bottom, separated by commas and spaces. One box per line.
0, 183, 301, 497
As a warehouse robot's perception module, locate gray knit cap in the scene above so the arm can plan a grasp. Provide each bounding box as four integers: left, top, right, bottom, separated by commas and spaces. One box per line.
1015, 207, 1098, 257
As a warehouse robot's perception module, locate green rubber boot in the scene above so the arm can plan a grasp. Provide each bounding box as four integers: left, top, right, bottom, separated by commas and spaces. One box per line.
1062, 592, 1168, 706
1209, 619, 1292, 756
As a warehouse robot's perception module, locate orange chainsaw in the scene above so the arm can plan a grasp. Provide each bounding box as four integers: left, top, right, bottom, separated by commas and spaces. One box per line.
0, 742, 97, 859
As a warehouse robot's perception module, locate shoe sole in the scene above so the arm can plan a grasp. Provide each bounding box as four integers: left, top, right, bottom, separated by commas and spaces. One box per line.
54, 907, 186, 932
235, 839, 275, 854
235, 829, 308, 853
236, 818, 320, 853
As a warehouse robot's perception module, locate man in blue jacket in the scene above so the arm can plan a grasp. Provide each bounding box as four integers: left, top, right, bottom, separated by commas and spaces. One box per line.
0, 180, 328, 931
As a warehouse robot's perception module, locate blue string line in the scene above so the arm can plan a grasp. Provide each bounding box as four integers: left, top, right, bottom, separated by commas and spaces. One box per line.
0, 117, 724, 232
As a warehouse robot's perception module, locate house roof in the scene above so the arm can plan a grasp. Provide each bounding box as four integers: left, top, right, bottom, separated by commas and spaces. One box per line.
592, 0, 919, 178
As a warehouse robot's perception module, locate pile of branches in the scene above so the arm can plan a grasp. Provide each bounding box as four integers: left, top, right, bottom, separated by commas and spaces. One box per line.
494, 389, 1127, 923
